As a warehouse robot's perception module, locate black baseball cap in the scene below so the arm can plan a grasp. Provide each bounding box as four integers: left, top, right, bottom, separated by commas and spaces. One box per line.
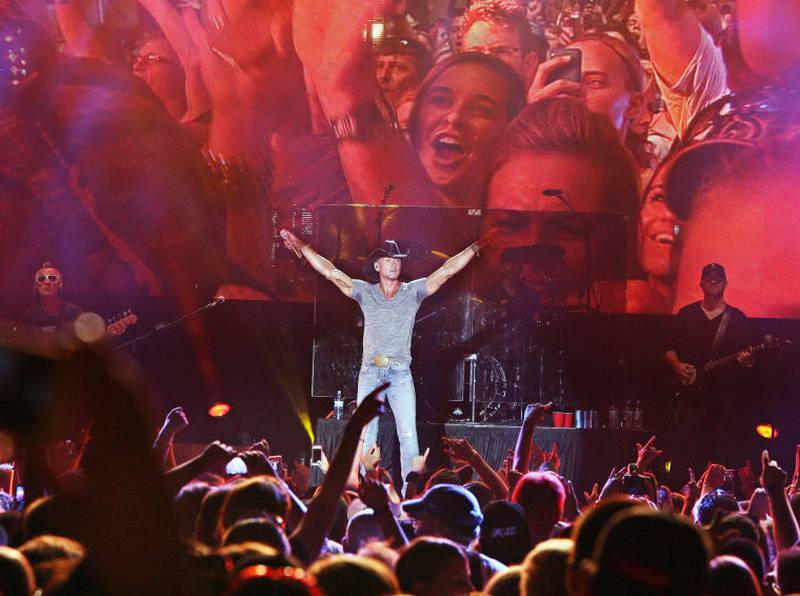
402, 484, 483, 528
701, 263, 726, 280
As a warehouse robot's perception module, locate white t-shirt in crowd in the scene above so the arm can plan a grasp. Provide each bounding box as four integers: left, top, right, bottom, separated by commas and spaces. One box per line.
653, 27, 728, 140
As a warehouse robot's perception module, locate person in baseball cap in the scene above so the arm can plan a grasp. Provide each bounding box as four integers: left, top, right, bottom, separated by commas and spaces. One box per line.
701, 263, 726, 281
403, 484, 506, 589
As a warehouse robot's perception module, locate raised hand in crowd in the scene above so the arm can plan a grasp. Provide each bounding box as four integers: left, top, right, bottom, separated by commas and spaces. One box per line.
411, 446, 431, 475
362, 444, 382, 473
599, 465, 626, 501
163, 439, 236, 494
635, 435, 663, 473
514, 402, 554, 473
153, 406, 189, 468
542, 442, 561, 474
238, 448, 272, 476
583, 482, 600, 507
739, 459, 757, 499
761, 449, 799, 551
290, 459, 310, 496
746, 487, 770, 522
291, 382, 388, 562
532, 442, 546, 470
790, 445, 800, 496
443, 436, 509, 499
525, 52, 586, 105
561, 476, 580, 522
359, 475, 408, 548
676, 469, 698, 518
656, 485, 674, 514
701, 463, 726, 497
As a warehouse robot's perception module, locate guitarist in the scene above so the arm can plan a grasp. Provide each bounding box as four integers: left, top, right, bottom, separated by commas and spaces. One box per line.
664, 263, 755, 473
22, 262, 83, 333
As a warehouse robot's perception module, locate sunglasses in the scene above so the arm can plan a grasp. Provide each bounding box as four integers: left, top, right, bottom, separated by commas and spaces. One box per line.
36, 275, 59, 283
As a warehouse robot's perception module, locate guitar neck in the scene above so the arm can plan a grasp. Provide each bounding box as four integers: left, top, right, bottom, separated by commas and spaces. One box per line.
703, 342, 767, 373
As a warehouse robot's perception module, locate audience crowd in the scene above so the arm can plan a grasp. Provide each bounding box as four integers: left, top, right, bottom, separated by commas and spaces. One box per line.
1, 0, 798, 313
3, 356, 800, 595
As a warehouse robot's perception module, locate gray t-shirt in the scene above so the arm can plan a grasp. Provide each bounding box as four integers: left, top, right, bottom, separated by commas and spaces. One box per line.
350, 278, 428, 366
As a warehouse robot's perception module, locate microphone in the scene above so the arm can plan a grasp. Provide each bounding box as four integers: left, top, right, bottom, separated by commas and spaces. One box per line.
280, 230, 304, 261
542, 189, 563, 196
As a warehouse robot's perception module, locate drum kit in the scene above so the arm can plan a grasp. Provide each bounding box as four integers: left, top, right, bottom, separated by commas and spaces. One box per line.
441, 244, 574, 423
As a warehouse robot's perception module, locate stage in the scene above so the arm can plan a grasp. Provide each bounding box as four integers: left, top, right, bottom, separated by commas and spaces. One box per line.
315, 417, 650, 493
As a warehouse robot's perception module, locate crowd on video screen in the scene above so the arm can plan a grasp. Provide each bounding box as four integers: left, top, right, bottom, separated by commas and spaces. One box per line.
0, 0, 798, 319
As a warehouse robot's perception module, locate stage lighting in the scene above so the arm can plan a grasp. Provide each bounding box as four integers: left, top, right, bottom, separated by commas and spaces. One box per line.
756, 424, 779, 439
208, 402, 231, 418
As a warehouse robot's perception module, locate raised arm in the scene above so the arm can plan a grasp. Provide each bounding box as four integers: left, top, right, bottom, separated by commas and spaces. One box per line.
762, 449, 800, 551
513, 402, 553, 473
291, 383, 389, 562
443, 436, 509, 500
292, 0, 445, 206
279, 229, 354, 296
635, 0, 702, 87
425, 232, 495, 296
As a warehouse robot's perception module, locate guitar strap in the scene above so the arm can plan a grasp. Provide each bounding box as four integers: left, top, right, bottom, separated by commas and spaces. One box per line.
708, 309, 731, 361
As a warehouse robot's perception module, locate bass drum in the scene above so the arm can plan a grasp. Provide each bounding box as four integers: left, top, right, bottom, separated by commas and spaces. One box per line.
448, 352, 507, 404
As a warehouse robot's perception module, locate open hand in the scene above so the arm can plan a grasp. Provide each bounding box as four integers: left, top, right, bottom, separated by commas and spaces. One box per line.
442, 437, 476, 466
599, 466, 625, 500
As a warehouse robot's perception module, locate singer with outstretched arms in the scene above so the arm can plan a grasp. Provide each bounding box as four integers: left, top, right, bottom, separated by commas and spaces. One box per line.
280, 228, 493, 484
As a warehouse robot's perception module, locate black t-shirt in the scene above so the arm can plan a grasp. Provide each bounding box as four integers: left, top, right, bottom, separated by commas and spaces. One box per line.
665, 301, 753, 390
22, 301, 83, 332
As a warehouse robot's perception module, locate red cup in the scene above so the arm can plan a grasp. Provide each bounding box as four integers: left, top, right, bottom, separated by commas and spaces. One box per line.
563, 412, 574, 428
552, 411, 565, 427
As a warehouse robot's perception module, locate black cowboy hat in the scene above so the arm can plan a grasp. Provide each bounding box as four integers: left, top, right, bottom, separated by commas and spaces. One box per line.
362, 240, 408, 279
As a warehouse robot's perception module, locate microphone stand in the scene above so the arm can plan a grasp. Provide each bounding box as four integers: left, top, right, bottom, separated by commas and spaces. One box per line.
545, 190, 605, 313
113, 297, 225, 352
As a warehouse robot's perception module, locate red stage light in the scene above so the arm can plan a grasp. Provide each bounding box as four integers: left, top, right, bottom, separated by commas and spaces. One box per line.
756, 424, 778, 439
208, 402, 231, 418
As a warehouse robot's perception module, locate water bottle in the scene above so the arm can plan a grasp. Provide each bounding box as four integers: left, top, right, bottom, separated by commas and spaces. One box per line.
334, 390, 344, 420
622, 400, 634, 431
608, 403, 619, 430
633, 400, 644, 431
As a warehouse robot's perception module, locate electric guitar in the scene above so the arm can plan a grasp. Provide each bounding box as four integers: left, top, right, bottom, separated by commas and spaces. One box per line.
676, 335, 792, 390
105, 310, 138, 337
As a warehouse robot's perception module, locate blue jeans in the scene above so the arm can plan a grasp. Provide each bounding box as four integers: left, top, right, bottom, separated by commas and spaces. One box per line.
357, 363, 419, 482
